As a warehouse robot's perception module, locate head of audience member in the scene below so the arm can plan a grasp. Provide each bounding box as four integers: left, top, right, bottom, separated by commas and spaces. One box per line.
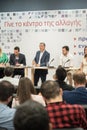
54, 66, 67, 82
17, 77, 36, 104
73, 70, 86, 88
84, 46, 87, 55
62, 46, 69, 56
0, 80, 14, 105
4, 66, 14, 77
39, 42, 46, 52
14, 100, 52, 130
14, 46, 20, 56
40, 80, 62, 104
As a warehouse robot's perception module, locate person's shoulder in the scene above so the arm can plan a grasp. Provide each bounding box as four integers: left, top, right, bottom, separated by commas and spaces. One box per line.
19, 53, 25, 57
31, 94, 45, 106
65, 103, 84, 110
68, 53, 73, 58
37, 50, 40, 53
60, 81, 74, 91
4, 105, 16, 114
63, 90, 72, 94
10, 53, 14, 57
70, 104, 84, 110
63, 89, 75, 96
2, 53, 7, 56
65, 84, 75, 90
45, 50, 50, 55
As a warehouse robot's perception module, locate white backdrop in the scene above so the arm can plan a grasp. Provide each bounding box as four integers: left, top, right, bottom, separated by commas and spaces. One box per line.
0, 9, 87, 81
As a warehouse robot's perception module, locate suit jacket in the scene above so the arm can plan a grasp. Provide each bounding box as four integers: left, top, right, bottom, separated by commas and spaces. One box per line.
34, 50, 50, 66
34, 50, 50, 74
9, 53, 26, 66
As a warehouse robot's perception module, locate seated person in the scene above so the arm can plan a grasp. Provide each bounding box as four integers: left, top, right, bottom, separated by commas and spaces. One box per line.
0, 66, 19, 87
53, 66, 74, 91
13, 100, 52, 130
40, 80, 87, 129
9, 46, 26, 77
0, 47, 8, 78
0, 80, 16, 130
12, 77, 45, 108
63, 70, 87, 105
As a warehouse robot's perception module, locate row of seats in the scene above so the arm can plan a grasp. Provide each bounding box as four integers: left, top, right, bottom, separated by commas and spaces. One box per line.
0, 127, 84, 130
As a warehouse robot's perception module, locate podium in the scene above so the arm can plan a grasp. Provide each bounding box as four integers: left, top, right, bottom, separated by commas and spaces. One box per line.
0, 64, 29, 78
30, 66, 56, 84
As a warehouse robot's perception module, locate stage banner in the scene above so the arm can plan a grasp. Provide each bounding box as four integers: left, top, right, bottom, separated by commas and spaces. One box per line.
0, 9, 87, 67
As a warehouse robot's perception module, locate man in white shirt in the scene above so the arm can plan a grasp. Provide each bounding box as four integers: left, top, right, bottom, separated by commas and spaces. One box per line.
60, 46, 73, 68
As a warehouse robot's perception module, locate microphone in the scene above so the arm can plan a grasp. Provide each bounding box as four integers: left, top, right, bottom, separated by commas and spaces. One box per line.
66, 59, 70, 63
63, 59, 70, 67
48, 58, 54, 67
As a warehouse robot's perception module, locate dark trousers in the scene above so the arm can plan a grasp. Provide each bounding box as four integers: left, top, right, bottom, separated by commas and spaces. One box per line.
34, 69, 47, 86
13, 68, 24, 77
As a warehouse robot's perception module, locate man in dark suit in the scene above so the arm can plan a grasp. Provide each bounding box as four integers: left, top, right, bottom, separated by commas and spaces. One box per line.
9, 46, 26, 77
32, 42, 50, 86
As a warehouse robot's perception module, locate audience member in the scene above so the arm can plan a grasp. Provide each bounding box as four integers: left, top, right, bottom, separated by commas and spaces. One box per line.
59, 46, 73, 67
53, 66, 74, 91
12, 77, 45, 107
0, 66, 19, 87
40, 80, 87, 129
63, 70, 87, 104
14, 100, 52, 130
0, 80, 16, 130
32, 42, 50, 86
9, 46, 26, 77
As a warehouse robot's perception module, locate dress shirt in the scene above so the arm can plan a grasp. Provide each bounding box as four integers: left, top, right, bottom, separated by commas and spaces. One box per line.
38, 51, 44, 64
60, 53, 73, 67
0, 103, 16, 130
46, 101, 87, 129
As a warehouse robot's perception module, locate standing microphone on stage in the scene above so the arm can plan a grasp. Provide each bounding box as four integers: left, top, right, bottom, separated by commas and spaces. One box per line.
47, 58, 54, 67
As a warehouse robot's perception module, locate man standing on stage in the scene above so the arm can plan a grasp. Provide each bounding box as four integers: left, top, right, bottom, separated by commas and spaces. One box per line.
59, 46, 73, 68
32, 42, 50, 86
